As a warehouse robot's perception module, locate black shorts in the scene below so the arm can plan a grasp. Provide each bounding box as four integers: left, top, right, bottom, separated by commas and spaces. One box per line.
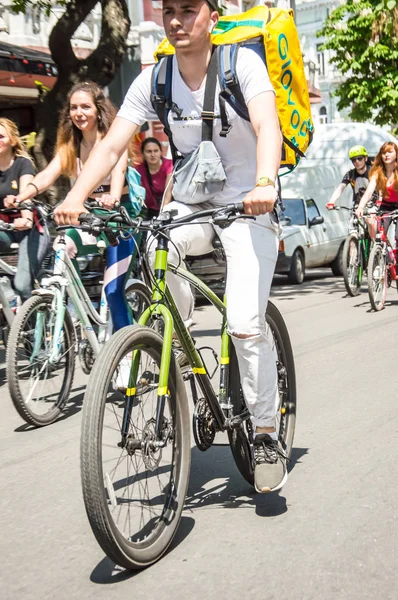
379, 202, 398, 214
378, 203, 398, 240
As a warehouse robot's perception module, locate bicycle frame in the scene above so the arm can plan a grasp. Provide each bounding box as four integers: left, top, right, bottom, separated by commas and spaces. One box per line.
375, 215, 398, 281
122, 235, 238, 442
34, 235, 110, 364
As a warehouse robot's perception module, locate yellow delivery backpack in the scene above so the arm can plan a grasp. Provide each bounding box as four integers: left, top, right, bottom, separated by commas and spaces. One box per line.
152, 5, 314, 172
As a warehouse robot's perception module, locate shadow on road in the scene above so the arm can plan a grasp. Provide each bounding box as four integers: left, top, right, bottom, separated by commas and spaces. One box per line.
184, 444, 308, 516
88, 444, 308, 585
12, 385, 86, 432
89, 516, 195, 585
272, 271, 345, 302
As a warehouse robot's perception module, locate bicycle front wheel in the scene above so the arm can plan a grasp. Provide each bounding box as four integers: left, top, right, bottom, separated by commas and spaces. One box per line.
228, 301, 296, 485
368, 244, 388, 311
342, 234, 363, 296
6, 293, 76, 427
81, 325, 191, 570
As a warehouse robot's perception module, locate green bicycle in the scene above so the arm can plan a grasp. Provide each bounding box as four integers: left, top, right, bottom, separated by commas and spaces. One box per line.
80, 204, 296, 570
342, 209, 372, 296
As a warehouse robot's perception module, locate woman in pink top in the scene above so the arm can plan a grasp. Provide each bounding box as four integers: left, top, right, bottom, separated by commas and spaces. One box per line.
136, 137, 173, 218
357, 141, 398, 239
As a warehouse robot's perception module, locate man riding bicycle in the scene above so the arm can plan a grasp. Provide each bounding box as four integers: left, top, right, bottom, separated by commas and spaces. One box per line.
54, 0, 285, 494
327, 145, 375, 210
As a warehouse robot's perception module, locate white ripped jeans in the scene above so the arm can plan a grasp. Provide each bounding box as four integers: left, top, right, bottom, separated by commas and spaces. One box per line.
148, 201, 281, 428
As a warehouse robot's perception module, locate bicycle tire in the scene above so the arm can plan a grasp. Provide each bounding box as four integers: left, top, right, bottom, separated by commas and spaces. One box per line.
6, 293, 76, 427
80, 325, 191, 570
125, 280, 152, 322
228, 301, 296, 486
342, 234, 363, 296
368, 244, 388, 311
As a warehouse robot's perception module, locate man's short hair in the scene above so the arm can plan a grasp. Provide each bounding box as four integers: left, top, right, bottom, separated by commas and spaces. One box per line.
154, 1, 219, 9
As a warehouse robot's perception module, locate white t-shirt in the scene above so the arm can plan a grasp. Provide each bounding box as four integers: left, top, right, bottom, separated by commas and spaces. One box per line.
118, 47, 275, 206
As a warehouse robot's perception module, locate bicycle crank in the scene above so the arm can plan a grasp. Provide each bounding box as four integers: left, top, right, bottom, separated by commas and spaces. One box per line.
193, 398, 216, 451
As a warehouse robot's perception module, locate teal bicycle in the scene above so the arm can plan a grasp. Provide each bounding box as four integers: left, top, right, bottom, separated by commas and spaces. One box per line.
6, 202, 150, 428
79, 204, 296, 570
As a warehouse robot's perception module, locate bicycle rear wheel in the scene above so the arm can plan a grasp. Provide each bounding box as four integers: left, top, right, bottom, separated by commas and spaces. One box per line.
368, 244, 388, 311
6, 294, 76, 427
227, 301, 296, 485
342, 234, 363, 296
81, 325, 191, 570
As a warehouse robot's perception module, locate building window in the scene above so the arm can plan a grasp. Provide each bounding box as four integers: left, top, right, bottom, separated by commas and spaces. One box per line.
316, 44, 325, 77
319, 106, 328, 125
32, 6, 41, 34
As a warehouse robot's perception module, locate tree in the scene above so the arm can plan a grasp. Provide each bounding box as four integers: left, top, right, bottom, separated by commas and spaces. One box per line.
11, 0, 130, 198
318, 0, 398, 130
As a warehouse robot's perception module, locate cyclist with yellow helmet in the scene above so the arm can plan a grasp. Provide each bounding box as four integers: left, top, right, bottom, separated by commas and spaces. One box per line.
327, 145, 375, 210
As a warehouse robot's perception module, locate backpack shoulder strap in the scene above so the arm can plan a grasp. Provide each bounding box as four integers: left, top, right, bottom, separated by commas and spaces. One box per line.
201, 49, 219, 142
151, 56, 181, 161
218, 44, 250, 123
151, 55, 173, 127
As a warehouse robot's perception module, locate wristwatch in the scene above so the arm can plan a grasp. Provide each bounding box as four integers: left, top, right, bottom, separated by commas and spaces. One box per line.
256, 176, 275, 188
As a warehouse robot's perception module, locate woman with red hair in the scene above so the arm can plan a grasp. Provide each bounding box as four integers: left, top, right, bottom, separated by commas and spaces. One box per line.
356, 142, 398, 238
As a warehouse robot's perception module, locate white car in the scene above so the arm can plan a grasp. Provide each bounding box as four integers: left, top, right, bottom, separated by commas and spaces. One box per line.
276, 197, 348, 284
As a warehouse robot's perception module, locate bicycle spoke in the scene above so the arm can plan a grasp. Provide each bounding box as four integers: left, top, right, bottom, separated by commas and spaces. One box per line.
99, 345, 176, 546
8, 295, 75, 425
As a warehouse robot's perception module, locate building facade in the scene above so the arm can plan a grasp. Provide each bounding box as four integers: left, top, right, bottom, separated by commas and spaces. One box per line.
0, 0, 347, 136
295, 0, 350, 126
0, 1, 103, 131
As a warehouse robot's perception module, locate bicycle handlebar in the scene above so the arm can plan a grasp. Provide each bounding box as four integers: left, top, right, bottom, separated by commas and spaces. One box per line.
375, 209, 398, 220
77, 202, 250, 235
326, 204, 351, 211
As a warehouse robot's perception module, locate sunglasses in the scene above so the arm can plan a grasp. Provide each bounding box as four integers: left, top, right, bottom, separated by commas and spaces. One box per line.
351, 157, 365, 163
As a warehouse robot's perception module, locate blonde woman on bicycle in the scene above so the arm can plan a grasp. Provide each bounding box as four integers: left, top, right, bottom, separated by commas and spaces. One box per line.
5, 82, 139, 331
0, 118, 49, 300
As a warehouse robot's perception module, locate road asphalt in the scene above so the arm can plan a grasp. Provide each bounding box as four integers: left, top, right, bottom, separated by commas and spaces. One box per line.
1, 269, 397, 600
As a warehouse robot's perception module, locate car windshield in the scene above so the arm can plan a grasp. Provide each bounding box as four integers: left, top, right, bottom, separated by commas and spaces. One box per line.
280, 199, 306, 226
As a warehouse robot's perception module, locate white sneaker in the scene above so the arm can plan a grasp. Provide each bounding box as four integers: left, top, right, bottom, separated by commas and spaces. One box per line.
113, 353, 132, 391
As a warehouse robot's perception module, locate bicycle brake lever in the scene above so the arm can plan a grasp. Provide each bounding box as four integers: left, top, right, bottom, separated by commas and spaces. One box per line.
78, 213, 104, 235
212, 212, 254, 229
104, 228, 119, 246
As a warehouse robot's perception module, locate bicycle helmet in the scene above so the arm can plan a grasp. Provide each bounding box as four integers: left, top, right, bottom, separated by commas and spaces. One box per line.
349, 145, 368, 159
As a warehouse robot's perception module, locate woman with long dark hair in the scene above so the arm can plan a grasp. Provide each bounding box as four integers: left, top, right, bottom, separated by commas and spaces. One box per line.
0, 118, 49, 300
136, 137, 173, 217
5, 82, 139, 332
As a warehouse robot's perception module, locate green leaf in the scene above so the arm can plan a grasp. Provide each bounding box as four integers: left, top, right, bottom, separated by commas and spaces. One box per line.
317, 0, 398, 127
